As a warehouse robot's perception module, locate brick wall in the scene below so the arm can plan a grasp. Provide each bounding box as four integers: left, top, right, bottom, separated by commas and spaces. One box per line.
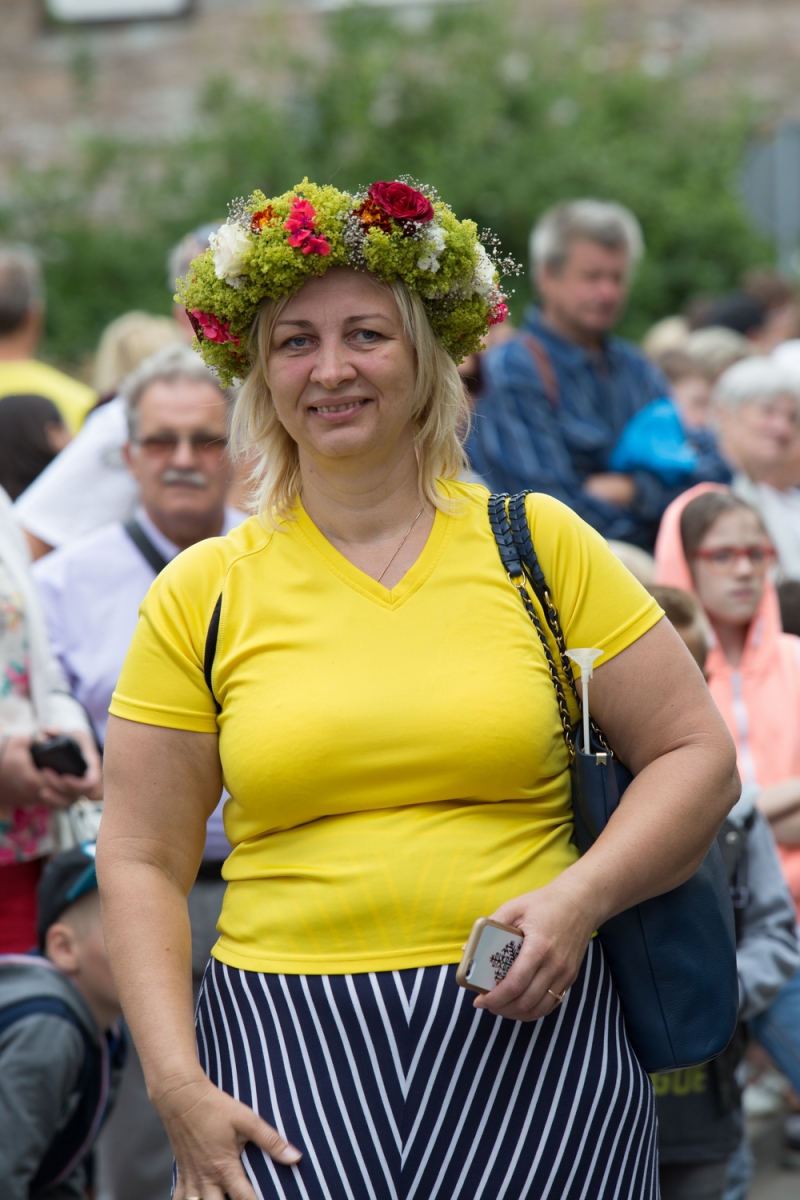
2, 0, 800, 194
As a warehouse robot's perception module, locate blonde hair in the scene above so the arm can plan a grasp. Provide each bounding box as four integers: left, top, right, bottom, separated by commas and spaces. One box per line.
94, 310, 185, 396
231, 275, 470, 522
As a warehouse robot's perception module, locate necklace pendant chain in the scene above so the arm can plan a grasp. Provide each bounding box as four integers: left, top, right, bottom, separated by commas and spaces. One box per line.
377, 506, 426, 585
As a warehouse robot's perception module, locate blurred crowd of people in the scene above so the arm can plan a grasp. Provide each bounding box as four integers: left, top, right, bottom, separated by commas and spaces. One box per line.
2, 198, 800, 1199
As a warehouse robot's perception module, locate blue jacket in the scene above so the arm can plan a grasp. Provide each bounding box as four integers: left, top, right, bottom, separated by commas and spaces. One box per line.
467, 308, 672, 548
608, 397, 732, 490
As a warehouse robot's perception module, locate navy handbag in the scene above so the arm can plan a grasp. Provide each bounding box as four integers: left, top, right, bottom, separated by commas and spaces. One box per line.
488, 491, 739, 1074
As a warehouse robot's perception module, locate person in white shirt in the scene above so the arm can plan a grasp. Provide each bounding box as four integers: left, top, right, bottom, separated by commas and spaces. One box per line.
33, 342, 244, 1200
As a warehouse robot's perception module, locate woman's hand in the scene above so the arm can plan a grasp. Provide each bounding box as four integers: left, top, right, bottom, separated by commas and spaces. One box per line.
159, 1072, 301, 1200
59, 729, 103, 801
0, 730, 102, 812
0, 735, 75, 810
474, 872, 596, 1022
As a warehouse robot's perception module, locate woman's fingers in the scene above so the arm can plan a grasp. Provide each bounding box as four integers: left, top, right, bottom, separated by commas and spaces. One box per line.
470, 891, 589, 1021
166, 1078, 300, 1200
179, 1171, 255, 1200
175, 1179, 228, 1200
482, 971, 570, 1021
239, 1105, 302, 1166
71, 729, 103, 797
37, 767, 81, 809
474, 940, 568, 1017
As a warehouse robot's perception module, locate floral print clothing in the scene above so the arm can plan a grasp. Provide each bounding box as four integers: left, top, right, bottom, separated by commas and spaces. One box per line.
0, 563, 51, 866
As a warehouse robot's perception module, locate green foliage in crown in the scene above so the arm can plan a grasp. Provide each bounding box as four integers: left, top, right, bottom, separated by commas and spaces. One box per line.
176, 178, 516, 385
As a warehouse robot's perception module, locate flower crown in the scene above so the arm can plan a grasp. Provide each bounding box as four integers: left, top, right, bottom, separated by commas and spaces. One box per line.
176, 178, 519, 385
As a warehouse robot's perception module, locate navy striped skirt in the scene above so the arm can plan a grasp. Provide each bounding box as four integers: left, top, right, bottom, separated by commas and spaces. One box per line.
195, 939, 658, 1200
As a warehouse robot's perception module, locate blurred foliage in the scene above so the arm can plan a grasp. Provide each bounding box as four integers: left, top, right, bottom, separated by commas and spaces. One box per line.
0, 1, 772, 363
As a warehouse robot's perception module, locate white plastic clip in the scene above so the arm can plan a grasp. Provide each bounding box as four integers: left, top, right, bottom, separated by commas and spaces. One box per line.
565, 648, 603, 755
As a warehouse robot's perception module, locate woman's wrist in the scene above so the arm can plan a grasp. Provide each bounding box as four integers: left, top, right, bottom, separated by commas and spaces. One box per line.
147, 1061, 210, 1113
549, 858, 616, 934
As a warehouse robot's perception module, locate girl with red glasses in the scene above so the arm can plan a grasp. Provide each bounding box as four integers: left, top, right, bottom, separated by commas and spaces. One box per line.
656, 482, 800, 1177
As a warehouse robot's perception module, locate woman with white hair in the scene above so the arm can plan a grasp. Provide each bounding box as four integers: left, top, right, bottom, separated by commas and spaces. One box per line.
714, 356, 800, 580
96, 179, 737, 1200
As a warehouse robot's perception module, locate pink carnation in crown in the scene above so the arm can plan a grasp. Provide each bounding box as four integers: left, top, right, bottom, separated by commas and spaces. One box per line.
285, 198, 331, 257
188, 309, 240, 346
489, 299, 510, 326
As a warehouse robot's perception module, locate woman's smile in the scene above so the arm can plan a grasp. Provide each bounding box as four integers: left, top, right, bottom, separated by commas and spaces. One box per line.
308, 397, 372, 420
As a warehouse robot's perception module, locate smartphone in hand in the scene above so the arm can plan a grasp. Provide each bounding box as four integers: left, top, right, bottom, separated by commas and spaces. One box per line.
31, 735, 88, 778
456, 917, 524, 995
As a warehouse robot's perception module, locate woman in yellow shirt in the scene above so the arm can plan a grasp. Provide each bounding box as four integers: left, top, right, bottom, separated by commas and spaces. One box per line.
97, 181, 738, 1200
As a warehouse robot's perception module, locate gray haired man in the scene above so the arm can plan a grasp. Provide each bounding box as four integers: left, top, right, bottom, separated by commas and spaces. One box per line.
467, 198, 670, 549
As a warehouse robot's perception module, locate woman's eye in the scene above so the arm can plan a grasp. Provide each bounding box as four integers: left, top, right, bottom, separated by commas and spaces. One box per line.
352, 329, 382, 344
284, 336, 311, 349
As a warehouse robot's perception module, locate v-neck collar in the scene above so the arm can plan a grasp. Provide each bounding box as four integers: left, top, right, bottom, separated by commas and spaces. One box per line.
293, 498, 452, 608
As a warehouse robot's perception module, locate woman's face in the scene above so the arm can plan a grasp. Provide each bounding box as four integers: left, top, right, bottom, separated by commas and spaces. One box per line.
717, 392, 800, 479
267, 267, 417, 469
689, 508, 772, 627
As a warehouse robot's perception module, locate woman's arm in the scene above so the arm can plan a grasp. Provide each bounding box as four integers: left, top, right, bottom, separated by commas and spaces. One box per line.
479, 617, 740, 1021
97, 716, 301, 1200
766, 810, 800, 846
757, 778, 800, 820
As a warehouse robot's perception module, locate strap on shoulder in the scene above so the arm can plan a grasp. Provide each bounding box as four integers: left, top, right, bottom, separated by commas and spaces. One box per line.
123, 519, 170, 575
488, 491, 576, 758
506, 491, 580, 705
489, 491, 618, 763
518, 333, 560, 409
0, 996, 96, 1160
204, 594, 223, 715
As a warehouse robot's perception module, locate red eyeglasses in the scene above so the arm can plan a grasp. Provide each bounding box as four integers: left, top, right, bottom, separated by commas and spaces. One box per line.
692, 545, 776, 572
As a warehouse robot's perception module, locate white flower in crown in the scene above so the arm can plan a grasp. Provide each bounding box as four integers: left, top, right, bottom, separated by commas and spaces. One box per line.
209, 222, 252, 287
471, 243, 498, 301
417, 222, 447, 273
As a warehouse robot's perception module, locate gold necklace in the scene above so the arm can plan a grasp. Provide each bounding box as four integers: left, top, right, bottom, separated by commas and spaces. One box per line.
376, 506, 426, 584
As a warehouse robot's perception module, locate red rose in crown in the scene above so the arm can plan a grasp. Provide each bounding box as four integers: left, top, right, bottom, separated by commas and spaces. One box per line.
368, 181, 434, 224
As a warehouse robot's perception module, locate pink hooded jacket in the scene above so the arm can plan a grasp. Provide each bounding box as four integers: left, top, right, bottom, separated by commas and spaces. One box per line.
655, 483, 800, 910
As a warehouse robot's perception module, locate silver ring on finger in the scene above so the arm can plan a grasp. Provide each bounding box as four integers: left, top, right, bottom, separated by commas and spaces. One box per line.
547, 988, 566, 1005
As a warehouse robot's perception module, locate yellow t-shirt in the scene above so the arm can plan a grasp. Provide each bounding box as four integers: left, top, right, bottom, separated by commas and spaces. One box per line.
110, 482, 662, 974
0, 361, 96, 433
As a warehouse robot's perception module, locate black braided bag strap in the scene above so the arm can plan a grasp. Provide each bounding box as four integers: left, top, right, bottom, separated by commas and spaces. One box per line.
490, 490, 616, 756
507, 491, 581, 706
488, 492, 576, 760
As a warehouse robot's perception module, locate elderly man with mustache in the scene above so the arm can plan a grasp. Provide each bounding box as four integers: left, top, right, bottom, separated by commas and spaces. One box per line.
32, 341, 242, 1200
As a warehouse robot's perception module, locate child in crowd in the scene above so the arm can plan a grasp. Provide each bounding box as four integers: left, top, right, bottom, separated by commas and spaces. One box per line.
0, 843, 126, 1199
609, 350, 732, 488
649, 585, 799, 1200
656, 484, 800, 1192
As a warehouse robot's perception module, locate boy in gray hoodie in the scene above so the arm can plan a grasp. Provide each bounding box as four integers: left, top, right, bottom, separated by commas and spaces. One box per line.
0, 842, 126, 1199
649, 587, 800, 1200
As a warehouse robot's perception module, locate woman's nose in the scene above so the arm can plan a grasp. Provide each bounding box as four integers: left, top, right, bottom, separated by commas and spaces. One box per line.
310, 340, 358, 389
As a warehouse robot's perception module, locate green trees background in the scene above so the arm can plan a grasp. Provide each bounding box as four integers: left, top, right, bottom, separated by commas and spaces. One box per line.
1, 2, 772, 364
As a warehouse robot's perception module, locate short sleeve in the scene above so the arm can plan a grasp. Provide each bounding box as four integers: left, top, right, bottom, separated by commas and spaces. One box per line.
109, 540, 227, 733
526, 493, 663, 670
